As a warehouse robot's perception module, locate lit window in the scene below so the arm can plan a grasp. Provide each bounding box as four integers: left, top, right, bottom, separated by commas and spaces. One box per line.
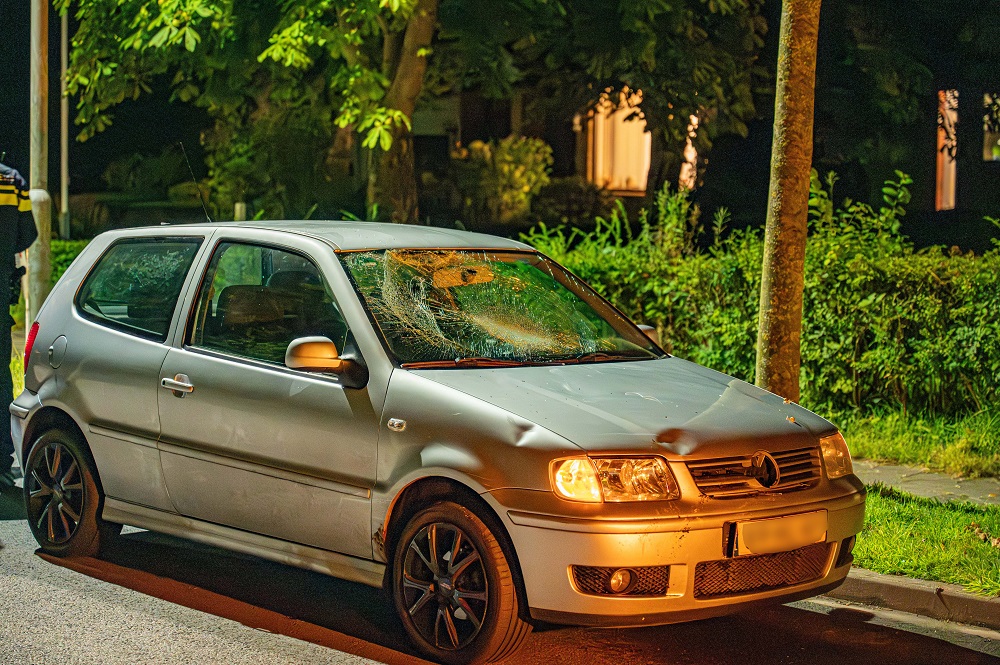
936, 89, 958, 211
984, 93, 1000, 162
576, 90, 651, 193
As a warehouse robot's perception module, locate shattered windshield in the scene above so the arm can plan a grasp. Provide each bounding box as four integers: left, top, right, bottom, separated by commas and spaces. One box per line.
340, 249, 662, 366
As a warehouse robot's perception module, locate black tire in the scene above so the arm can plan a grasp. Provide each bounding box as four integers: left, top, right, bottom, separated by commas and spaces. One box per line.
392, 501, 532, 665
23, 428, 121, 556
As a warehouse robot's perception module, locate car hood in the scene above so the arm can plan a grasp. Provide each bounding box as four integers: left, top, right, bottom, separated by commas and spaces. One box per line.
410, 356, 835, 458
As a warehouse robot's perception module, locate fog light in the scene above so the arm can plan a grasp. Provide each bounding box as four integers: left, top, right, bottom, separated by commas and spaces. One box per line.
608, 568, 633, 594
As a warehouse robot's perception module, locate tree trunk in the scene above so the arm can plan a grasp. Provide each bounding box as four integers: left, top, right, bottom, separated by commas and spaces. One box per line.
754, 0, 821, 402
643, 129, 684, 207
368, 123, 419, 223
368, 0, 439, 224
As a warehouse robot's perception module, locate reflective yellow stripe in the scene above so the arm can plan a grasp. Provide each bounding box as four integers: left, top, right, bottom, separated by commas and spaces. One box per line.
0, 188, 33, 211
0, 182, 31, 212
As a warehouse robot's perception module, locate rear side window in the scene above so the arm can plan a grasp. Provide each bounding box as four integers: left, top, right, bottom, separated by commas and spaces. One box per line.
76, 237, 202, 341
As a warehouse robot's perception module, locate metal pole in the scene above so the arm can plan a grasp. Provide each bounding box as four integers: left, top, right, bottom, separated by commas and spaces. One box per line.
60, 9, 70, 240
29, 0, 53, 327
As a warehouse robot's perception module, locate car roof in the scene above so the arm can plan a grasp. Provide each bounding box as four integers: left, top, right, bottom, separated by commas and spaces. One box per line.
138, 220, 534, 252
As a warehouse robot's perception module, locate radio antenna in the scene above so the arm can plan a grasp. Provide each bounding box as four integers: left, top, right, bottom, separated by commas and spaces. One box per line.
178, 142, 213, 223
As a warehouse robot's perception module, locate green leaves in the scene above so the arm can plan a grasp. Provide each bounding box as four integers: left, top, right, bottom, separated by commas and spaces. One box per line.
129, 0, 222, 52
357, 109, 412, 150
451, 136, 554, 225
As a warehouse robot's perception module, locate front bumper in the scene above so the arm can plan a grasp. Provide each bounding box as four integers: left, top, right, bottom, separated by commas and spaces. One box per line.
490, 482, 866, 627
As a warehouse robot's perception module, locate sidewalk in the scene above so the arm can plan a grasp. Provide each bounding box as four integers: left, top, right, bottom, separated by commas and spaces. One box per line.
826, 458, 1000, 631
854, 459, 1000, 505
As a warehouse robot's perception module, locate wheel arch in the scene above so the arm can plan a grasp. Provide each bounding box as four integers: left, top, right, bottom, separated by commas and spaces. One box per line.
381, 476, 532, 621
20, 407, 109, 499
21, 407, 88, 462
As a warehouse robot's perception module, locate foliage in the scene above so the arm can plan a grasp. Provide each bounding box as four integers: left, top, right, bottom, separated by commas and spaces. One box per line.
451, 136, 553, 225
101, 146, 189, 198
985, 94, 1000, 134
533, 176, 616, 227
60, 0, 410, 150
856, 483, 1000, 597
51, 240, 92, 283
59, 0, 568, 221
10, 349, 23, 399
526, 172, 1000, 418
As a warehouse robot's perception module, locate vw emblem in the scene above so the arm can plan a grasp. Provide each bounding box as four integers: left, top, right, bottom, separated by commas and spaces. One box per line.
749, 451, 780, 488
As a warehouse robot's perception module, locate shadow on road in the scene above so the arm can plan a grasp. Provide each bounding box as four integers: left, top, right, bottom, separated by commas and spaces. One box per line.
0, 482, 26, 520
42, 529, 430, 665
32, 524, 999, 665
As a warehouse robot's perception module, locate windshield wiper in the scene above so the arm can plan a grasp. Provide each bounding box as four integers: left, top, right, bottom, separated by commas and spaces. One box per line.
403, 357, 544, 369
553, 351, 652, 364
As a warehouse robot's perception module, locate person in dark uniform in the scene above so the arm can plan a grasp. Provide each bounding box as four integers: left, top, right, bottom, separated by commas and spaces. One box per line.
0, 158, 39, 490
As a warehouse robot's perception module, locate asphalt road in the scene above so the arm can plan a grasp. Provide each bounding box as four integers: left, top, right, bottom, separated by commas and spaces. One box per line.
2, 484, 998, 665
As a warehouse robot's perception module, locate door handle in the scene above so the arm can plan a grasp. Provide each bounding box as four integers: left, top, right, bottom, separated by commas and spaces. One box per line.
161, 373, 194, 398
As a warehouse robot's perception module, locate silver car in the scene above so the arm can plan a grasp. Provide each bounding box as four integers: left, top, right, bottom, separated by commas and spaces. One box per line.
12, 221, 865, 664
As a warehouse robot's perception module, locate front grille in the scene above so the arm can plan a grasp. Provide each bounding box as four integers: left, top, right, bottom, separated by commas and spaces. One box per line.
572, 565, 670, 596
693, 542, 831, 599
686, 446, 822, 498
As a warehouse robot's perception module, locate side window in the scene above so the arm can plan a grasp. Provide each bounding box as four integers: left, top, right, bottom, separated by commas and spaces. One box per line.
76, 237, 202, 341
189, 242, 349, 365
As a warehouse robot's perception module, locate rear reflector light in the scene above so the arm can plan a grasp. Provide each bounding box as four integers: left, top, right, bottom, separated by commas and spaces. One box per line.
24, 321, 39, 369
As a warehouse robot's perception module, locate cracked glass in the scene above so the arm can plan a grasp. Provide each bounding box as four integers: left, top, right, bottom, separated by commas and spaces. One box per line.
340, 249, 660, 366
76, 237, 202, 341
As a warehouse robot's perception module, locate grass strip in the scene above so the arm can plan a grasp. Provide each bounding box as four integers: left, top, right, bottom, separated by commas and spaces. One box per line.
842, 409, 1000, 478
855, 482, 1000, 596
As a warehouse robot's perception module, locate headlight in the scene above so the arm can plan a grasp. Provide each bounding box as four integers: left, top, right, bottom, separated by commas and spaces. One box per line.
550, 458, 602, 502
819, 431, 853, 479
550, 457, 679, 502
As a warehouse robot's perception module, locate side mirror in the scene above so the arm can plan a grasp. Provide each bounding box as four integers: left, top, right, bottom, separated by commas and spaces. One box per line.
285, 336, 369, 388
637, 324, 661, 347
286, 336, 343, 371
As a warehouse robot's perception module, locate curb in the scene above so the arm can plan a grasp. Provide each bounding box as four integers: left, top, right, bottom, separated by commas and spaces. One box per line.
825, 567, 1000, 632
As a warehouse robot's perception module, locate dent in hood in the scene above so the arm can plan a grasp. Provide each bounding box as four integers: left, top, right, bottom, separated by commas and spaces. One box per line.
410, 357, 835, 458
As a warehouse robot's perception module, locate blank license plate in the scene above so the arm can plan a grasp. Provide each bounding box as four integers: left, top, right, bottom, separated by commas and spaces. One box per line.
734, 510, 827, 556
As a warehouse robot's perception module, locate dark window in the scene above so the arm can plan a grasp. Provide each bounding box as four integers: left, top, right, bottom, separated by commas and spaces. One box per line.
76, 237, 202, 341
189, 242, 349, 365
984, 93, 1000, 162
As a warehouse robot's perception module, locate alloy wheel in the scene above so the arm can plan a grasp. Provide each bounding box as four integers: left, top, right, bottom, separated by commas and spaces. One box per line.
400, 521, 489, 651
27, 441, 86, 544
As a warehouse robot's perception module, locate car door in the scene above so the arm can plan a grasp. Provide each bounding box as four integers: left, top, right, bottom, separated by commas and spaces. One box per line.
56, 233, 206, 511
156, 236, 379, 560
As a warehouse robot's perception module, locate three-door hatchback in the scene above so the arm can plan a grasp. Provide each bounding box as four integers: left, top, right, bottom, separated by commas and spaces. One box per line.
12, 221, 865, 664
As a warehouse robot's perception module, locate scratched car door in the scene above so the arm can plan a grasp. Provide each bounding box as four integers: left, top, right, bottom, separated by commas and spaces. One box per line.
156, 236, 379, 559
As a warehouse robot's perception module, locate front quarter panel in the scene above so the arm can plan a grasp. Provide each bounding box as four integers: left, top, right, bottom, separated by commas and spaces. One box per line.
372, 369, 580, 552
